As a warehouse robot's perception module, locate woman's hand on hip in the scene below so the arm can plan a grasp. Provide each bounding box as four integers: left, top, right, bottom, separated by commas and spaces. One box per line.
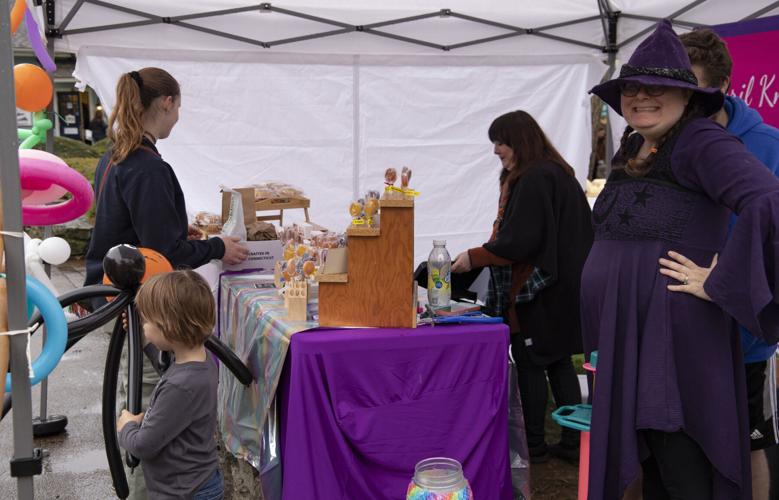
451, 251, 472, 273
220, 236, 250, 265
658, 251, 717, 302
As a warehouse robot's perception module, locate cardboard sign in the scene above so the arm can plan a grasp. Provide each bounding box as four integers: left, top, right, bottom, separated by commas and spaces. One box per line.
224, 239, 283, 272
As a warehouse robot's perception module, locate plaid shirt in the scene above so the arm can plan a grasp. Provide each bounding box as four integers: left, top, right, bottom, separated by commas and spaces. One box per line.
485, 265, 552, 320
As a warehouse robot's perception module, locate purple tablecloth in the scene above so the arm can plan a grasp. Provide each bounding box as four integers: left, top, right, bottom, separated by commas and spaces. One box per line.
278, 323, 512, 499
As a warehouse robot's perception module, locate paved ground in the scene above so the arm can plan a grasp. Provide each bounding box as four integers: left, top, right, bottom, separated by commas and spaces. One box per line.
0, 260, 115, 500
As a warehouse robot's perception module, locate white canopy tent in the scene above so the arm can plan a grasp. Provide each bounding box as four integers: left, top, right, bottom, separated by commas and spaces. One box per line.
48, 0, 779, 264
4, 1, 779, 499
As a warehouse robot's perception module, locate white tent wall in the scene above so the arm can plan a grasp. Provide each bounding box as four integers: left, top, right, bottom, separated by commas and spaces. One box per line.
74, 48, 601, 265
54, 0, 779, 266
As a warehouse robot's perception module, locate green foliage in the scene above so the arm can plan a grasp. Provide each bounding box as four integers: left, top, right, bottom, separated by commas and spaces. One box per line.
64, 157, 99, 222
32, 136, 104, 158
92, 138, 110, 156
65, 157, 100, 182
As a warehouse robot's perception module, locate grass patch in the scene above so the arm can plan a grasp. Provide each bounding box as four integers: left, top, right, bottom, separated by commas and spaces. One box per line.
34, 136, 104, 158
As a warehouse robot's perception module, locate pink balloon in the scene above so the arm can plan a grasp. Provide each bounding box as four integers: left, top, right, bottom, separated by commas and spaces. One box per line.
20, 151, 69, 204
19, 149, 93, 226
22, 185, 68, 205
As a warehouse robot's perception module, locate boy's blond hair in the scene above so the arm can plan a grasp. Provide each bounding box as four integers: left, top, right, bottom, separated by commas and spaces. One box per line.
135, 270, 214, 348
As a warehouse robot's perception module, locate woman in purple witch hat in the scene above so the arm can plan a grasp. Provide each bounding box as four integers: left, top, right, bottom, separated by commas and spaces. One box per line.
584, 20, 779, 499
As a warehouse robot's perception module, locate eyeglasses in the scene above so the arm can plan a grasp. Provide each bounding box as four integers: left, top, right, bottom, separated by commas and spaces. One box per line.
619, 82, 667, 97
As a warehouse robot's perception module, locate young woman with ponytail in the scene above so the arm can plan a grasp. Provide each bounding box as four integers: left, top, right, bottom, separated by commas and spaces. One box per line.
84, 67, 248, 289
83, 68, 247, 500
584, 21, 779, 499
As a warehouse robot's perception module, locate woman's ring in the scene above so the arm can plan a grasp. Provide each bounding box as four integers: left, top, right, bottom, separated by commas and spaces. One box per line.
682, 275, 689, 285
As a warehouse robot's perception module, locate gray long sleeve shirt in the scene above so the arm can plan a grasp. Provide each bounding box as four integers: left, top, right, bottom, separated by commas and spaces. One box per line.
119, 348, 218, 499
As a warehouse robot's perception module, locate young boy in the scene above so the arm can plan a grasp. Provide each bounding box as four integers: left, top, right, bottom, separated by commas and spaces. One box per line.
117, 270, 223, 499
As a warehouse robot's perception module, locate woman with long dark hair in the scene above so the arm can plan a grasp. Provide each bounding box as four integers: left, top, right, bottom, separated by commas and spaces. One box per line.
451, 110, 593, 463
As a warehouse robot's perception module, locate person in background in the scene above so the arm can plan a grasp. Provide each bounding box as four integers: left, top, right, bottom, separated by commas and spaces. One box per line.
89, 108, 107, 143
118, 270, 223, 500
680, 28, 779, 500
85, 67, 247, 499
585, 20, 779, 499
451, 110, 593, 464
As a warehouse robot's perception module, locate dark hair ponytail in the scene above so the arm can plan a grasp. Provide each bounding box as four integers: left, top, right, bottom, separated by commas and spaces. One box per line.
108, 67, 180, 163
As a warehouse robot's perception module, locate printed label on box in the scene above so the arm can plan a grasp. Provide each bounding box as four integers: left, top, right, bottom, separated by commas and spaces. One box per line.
225, 240, 283, 272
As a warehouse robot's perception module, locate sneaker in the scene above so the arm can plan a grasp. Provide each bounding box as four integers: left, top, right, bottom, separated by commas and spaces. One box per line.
548, 442, 580, 463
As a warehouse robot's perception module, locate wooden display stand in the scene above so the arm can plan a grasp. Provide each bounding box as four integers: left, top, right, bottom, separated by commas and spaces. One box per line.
318, 199, 416, 328
254, 195, 313, 227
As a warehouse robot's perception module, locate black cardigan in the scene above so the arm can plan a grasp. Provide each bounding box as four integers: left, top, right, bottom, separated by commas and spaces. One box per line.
470, 160, 593, 358
84, 138, 225, 286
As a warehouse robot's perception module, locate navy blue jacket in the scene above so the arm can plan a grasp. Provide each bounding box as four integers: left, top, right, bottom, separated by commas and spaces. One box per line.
84, 138, 224, 287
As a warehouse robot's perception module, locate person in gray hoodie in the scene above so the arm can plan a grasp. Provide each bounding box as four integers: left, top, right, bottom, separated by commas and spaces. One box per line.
681, 28, 779, 500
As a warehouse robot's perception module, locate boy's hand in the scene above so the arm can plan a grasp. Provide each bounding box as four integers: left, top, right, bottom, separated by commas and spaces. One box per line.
116, 409, 144, 432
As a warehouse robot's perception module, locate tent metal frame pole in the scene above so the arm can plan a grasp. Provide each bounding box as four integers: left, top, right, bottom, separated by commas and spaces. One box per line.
362, 28, 447, 51
742, 1, 779, 20
167, 22, 270, 48
361, 11, 443, 29
265, 28, 354, 48
449, 11, 604, 50
447, 32, 524, 51
1, 0, 38, 498
536, 14, 604, 31
619, 13, 705, 30
54, 2, 608, 52
264, 5, 353, 29
55, 0, 85, 34
598, 0, 619, 173
617, 0, 708, 48
38, 0, 56, 429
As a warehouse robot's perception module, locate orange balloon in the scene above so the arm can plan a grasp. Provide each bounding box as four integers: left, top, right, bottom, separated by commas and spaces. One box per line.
14, 64, 52, 112
103, 247, 173, 288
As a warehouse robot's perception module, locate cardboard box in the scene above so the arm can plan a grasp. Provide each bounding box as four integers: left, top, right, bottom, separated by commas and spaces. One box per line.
224, 239, 283, 272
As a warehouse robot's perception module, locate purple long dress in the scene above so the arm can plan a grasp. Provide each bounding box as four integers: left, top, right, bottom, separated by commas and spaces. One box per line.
582, 118, 779, 500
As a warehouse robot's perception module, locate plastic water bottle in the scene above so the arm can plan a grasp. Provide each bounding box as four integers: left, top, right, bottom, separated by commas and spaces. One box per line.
427, 240, 451, 311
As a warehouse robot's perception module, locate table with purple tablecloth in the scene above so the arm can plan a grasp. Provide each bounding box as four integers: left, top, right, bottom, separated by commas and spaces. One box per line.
278, 323, 513, 500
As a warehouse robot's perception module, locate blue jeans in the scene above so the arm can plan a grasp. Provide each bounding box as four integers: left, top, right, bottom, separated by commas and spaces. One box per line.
194, 469, 224, 500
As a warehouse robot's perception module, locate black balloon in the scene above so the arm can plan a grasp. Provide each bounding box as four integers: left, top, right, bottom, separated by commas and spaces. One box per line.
103, 244, 145, 289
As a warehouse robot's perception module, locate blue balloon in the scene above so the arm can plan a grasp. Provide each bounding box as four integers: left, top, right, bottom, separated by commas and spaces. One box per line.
5, 276, 67, 392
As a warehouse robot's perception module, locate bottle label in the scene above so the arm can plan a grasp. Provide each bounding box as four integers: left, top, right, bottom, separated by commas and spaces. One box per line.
428, 267, 451, 307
